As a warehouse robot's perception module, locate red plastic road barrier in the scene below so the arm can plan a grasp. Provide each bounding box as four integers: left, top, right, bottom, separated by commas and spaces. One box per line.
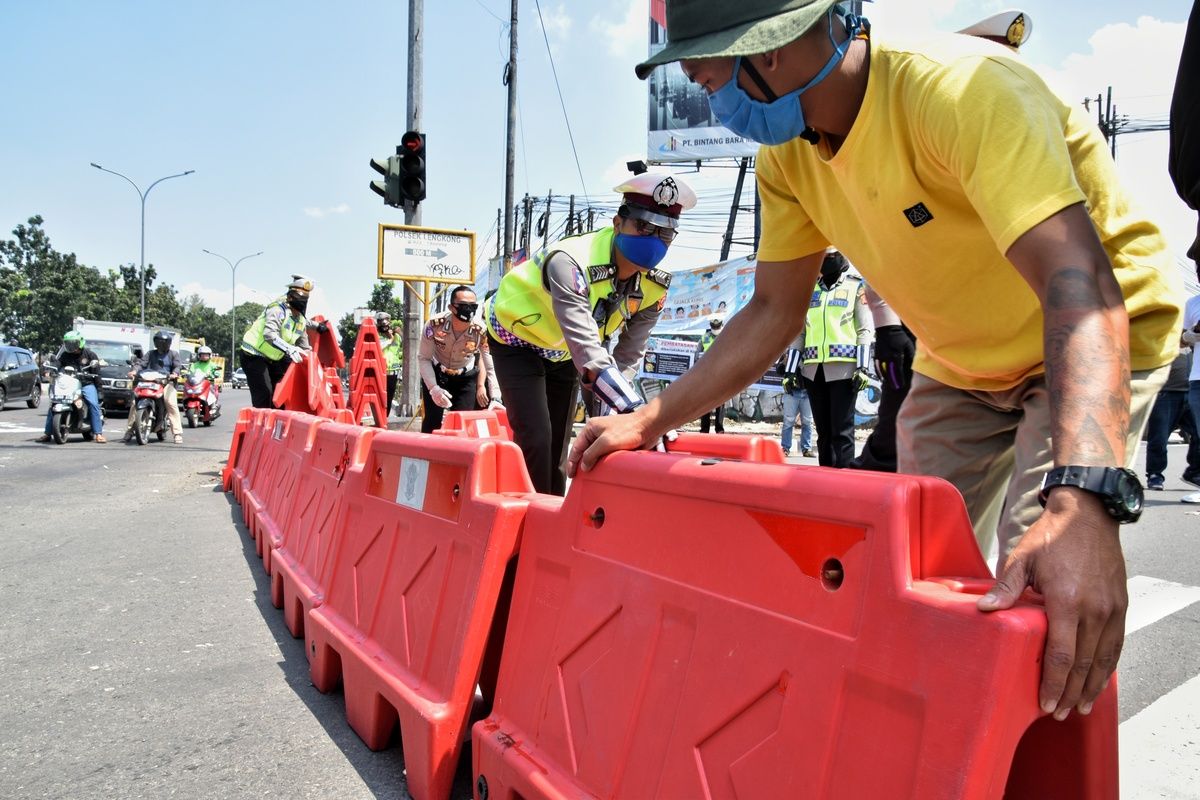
243, 412, 294, 556
222, 406, 254, 492
256, 414, 329, 576
323, 367, 347, 411
307, 431, 534, 800
270, 421, 379, 638
665, 431, 786, 463
232, 409, 276, 511
350, 317, 389, 427
349, 316, 381, 388
307, 314, 346, 370
473, 453, 1118, 800
436, 409, 514, 441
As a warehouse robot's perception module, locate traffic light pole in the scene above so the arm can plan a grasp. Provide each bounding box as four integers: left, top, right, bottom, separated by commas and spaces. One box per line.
399, 0, 424, 418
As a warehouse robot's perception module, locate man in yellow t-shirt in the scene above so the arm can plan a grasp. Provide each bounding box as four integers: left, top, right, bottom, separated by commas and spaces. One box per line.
569, 0, 1183, 725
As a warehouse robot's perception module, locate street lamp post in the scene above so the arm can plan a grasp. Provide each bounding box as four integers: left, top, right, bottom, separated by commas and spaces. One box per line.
202, 249, 263, 368
90, 163, 195, 327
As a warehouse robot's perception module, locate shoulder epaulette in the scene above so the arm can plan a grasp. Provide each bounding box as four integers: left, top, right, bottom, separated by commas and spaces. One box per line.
645, 268, 672, 289
588, 264, 617, 283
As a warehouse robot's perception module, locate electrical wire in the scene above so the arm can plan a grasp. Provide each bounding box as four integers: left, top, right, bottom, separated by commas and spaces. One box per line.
533, 0, 591, 213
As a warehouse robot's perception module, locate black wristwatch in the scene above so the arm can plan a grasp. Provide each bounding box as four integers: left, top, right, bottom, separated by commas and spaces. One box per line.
1037, 466, 1144, 524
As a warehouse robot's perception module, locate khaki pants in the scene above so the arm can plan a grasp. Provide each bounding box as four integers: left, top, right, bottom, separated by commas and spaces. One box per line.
125, 383, 183, 439
896, 366, 1168, 569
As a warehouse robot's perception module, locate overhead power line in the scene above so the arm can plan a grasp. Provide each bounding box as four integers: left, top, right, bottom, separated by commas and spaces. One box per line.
533, 0, 591, 212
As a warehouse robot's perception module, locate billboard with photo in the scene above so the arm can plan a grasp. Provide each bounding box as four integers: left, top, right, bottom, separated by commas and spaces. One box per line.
645, 0, 759, 164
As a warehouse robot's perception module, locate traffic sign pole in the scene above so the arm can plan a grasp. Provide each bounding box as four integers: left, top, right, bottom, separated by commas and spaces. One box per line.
400, 0, 424, 419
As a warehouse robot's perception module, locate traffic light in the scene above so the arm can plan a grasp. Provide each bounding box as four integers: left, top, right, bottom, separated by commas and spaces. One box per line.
369, 153, 401, 207
399, 130, 426, 203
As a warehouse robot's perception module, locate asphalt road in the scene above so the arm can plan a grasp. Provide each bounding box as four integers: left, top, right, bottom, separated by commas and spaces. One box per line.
0, 388, 1197, 798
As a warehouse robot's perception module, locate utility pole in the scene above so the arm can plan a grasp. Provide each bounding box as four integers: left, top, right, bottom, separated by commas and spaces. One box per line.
542, 190, 553, 250
567, 194, 575, 236
502, 0, 519, 273
399, 0, 424, 418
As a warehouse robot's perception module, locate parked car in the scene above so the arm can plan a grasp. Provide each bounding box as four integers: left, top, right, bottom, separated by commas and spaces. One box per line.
231, 368, 247, 389
0, 346, 42, 409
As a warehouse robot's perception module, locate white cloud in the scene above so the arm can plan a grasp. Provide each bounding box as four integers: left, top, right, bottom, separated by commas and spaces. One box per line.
1030, 17, 1192, 275
179, 281, 275, 312
302, 203, 351, 219
590, 0, 643, 59
537, 3, 571, 40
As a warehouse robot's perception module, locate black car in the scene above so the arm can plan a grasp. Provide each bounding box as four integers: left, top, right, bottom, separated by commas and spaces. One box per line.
88, 340, 140, 416
0, 346, 42, 409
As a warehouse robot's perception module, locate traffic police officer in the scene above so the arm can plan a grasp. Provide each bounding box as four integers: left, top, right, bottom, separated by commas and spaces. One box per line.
376, 312, 403, 414
698, 315, 726, 433
484, 172, 697, 495
239, 275, 326, 409
799, 249, 873, 467
417, 286, 500, 433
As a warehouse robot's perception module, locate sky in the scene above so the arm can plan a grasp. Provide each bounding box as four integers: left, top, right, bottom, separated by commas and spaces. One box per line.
0, 0, 1194, 324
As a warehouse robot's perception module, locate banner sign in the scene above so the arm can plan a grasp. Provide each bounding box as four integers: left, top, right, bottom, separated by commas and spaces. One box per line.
655, 255, 755, 336
645, 4, 759, 164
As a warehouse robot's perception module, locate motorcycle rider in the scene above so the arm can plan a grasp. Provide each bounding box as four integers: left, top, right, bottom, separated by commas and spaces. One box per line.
239, 275, 327, 409
123, 330, 184, 444
189, 346, 223, 382
38, 331, 106, 444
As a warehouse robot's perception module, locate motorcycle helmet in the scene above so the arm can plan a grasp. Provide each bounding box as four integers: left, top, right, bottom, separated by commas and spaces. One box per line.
153, 330, 172, 353
197, 346, 212, 361
62, 330, 84, 353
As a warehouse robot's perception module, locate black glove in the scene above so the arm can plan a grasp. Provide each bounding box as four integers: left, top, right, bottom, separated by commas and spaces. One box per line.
317, 322, 330, 334
873, 325, 915, 390
781, 376, 798, 394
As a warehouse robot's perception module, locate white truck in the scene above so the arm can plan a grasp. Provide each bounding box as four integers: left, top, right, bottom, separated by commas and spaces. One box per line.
71, 319, 185, 415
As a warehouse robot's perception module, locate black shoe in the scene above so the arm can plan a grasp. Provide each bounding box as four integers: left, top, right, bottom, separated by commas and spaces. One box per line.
1183, 470, 1200, 489
1147, 475, 1165, 491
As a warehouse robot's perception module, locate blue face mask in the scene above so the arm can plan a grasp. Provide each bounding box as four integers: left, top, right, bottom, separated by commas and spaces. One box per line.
614, 232, 669, 270
708, 11, 864, 146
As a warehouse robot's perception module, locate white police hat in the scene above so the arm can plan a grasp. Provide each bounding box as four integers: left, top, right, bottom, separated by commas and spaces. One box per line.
958, 10, 1032, 49
613, 173, 698, 229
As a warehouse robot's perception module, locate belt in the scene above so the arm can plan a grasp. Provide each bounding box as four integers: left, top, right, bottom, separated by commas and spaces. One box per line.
435, 361, 475, 377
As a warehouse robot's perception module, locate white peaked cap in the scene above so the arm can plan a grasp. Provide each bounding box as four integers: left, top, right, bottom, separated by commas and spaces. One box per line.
958, 10, 1033, 48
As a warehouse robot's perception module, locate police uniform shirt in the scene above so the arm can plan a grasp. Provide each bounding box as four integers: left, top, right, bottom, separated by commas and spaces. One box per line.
798, 275, 874, 382
262, 303, 312, 353
544, 251, 661, 379
418, 311, 500, 398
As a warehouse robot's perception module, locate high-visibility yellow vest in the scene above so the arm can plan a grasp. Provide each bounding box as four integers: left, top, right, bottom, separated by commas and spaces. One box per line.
700, 330, 717, 352
242, 299, 306, 361
802, 277, 863, 365
485, 228, 671, 362
379, 337, 403, 370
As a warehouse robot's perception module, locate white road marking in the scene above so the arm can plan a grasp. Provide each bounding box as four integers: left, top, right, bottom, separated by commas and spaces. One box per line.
1120, 673, 1200, 799
0, 421, 45, 435
1126, 575, 1200, 636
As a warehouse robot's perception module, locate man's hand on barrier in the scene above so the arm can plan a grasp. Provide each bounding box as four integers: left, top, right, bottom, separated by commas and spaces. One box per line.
316, 321, 330, 334
487, 399, 505, 411
567, 407, 656, 477
476, 386, 489, 409
287, 348, 304, 364
977, 489, 1127, 722
430, 386, 453, 409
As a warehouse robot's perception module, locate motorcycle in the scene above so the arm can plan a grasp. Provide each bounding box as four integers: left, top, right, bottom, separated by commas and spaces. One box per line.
180, 370, 221, 428
45, 364, 102, 443
131, 370, 173, 445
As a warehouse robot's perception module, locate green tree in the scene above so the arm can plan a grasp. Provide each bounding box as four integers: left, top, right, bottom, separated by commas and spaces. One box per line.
337, 281, 406, 362
0, 216, 123, 354
223, 301, 265, 368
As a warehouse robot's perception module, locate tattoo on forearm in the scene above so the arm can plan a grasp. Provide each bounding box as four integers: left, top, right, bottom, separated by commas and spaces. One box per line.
1043, 266, 1131, 464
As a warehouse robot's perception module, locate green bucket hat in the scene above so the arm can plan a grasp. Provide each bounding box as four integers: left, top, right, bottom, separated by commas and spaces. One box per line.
635, 0, 842, 80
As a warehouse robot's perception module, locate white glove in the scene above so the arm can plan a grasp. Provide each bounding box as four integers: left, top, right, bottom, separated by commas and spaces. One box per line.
653, 429, 679, 452
430, 386, 453, 408
286, 347, 304, 364
487, 399, 505, 410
